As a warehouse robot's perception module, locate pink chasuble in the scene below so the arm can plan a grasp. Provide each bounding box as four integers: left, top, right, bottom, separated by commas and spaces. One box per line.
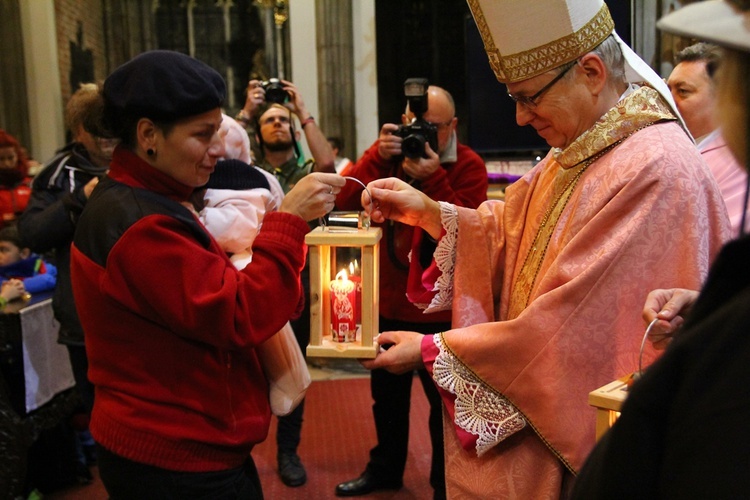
413, 87, 731, 498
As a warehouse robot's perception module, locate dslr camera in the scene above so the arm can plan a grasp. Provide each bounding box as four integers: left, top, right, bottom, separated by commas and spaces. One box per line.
394, 78, 438, 159
260, 78, 290, 104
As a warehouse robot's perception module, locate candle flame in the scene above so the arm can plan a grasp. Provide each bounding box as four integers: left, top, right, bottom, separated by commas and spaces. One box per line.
348, 259, 360, 276
335, 269, 349, 281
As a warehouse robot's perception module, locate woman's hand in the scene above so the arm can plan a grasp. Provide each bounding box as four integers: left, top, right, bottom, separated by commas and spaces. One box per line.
361, 330, 425, 374
280, 172, 346, 222
364, 177, 442, 239
642, 288, 699, 349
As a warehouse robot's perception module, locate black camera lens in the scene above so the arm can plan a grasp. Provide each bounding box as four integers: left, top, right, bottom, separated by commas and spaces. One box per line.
402, 134, 426, 159
261, 78, 289, 104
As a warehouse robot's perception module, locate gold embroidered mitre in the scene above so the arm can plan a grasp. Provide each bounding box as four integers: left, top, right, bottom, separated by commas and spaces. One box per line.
467, 0, 615, 83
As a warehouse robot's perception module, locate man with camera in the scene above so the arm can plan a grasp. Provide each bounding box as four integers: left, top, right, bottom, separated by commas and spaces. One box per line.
334, 82, 487, 498
236, 78, 335, 188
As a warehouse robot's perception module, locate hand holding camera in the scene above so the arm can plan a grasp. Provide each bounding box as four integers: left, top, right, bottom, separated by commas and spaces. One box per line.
377, 123, 403, 161
243, 78, 311, 122
402, 141, 440, 180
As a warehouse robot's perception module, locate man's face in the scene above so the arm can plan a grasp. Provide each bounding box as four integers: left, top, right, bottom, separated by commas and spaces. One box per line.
76, 127, 117, 168
507, 66, 594, 149
259, 106, 294, 152
403, 90, 456, 155
667, 60, 716, 139
0, 147, 18, 171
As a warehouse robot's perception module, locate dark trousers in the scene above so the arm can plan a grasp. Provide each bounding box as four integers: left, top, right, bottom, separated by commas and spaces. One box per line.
97, 445, 263, 499
276, 263, 311, 456
66, 344, 94, 413
367, 317, 449, 498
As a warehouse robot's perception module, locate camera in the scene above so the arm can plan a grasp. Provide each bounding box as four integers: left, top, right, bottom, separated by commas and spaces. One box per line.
260, 78, 289, 104
394, 78, 438, 159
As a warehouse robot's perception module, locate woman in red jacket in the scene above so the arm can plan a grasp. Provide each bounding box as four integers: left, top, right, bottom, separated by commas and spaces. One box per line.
70, 50, 344, 499
0, 130, 32, 227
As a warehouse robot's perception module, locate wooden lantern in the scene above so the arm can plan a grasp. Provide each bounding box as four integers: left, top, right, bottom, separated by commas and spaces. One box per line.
305, 224, 382, 358
588, 376, 630, 440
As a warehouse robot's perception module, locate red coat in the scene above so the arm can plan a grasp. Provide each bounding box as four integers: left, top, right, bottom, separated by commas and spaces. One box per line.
71, 149, 309, 472
0, 179, 32, 226
336, 140, 487, 323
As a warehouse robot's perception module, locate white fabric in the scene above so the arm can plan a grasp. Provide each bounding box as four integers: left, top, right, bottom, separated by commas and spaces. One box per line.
438, 131, 458, 164
200, 183, 282, 268
657, 0, 750, 53
255, 321, 311, 416
417, 201, 458, 312
433, 333, 527, 456
21, 299, 75, 413
472, 0, 602, 57
220, 113, 253, 164
612, 31, 688, 135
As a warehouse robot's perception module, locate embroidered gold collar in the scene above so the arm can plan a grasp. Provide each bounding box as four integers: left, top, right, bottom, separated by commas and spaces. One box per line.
554, 85, 678, 169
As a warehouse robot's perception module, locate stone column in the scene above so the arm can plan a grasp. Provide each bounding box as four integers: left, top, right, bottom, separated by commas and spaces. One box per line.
315, 0, 356, 161
0, 0, 31, 151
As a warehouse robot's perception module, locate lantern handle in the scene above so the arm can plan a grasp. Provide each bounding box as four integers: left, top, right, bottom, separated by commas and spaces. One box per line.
343, 176, 374, 214
636, 318, 659, 380
320, 176, 374, 229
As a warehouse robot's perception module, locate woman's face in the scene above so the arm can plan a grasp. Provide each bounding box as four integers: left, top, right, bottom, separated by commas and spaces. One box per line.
0, 147, 18, 170
151, 108, 226, 187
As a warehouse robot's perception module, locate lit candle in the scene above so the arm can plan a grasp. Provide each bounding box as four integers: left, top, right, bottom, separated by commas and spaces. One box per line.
348, 260, 361, 325
330, 269, 358, 342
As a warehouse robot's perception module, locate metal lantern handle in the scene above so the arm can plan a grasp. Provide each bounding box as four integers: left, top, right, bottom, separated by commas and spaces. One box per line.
320, 176, 374, 230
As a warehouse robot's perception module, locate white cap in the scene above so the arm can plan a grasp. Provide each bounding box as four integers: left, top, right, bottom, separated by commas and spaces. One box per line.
658, 0, 750, 53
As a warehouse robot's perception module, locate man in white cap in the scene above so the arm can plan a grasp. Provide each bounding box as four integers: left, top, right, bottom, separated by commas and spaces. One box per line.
668, 42, 748, 235
573, 1, 750, 497
355, 0, 731, 497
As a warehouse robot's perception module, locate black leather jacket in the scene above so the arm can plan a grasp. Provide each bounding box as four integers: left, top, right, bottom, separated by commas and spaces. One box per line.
17, 143, 108, 345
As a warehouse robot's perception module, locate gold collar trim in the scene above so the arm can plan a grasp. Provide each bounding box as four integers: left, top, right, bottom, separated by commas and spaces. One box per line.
554, 85, 678, 168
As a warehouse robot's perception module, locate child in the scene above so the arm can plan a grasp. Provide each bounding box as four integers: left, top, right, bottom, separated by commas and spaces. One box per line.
0, 225, 57, 294
197, 158, 283, 268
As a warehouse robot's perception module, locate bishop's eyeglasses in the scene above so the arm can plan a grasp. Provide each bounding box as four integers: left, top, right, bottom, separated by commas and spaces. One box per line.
507, 60, 578, 109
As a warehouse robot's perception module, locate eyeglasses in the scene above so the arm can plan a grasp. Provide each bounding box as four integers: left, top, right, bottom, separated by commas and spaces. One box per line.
428, 119, 454, 129
507, 60, 577, 109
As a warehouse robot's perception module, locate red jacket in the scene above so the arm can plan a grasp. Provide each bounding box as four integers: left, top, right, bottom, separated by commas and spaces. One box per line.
71, 148, 309, 472
0, 179, 31, 226
337, 140, 487, 323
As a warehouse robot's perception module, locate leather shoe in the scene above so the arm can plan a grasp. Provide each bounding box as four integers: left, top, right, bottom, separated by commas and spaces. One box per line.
335, 470, 402, 496
278, 452, 307, 487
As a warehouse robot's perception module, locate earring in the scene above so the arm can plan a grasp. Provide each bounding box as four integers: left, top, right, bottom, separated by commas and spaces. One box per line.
147, 148, 155, 156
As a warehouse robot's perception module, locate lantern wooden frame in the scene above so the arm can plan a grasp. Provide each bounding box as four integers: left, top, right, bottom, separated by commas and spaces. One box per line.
588, 376, 630, 440
305, 226, 382, 358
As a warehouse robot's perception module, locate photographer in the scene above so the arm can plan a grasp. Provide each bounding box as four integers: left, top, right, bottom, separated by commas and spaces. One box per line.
236, 78, 335, 186
334, 84, 487, 498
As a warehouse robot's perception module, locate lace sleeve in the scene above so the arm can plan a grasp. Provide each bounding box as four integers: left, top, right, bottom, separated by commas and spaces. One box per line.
420, 201, 459, 312
433, 333, 527, 456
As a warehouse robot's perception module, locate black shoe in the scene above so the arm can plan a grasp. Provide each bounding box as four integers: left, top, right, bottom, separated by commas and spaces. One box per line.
278, 452, 307, 487
335, 470, 402, 497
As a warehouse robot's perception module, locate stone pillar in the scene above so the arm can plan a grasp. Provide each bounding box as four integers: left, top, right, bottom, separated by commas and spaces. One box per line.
315, 0, 356, 161
0, 0, 31, 151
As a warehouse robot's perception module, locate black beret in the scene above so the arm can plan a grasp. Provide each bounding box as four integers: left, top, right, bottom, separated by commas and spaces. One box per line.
103, 50, 226, 124
205, 159, 271, 191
